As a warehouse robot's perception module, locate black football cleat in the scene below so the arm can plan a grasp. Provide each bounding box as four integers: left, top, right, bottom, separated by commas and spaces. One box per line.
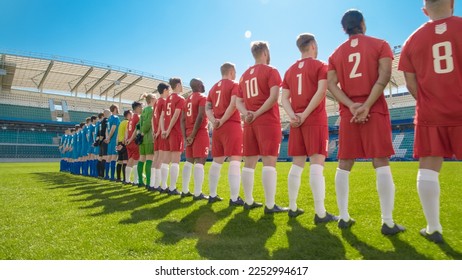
229, 196, 245, 207
338, 218, 356, 229
243, 201, 263, 210
208, 195, 223, 204
193, 193, 209, 201
288, 208, 305, 218
420, 228, 443, 243
381, 223, 406, 236
264, 204, 289, 215
168, 189, 180, 196
180, 192, 193, 198
314, 212, 339, 225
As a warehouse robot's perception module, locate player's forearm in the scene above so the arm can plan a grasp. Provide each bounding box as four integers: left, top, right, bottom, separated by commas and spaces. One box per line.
180, 112, 187, 138
364, 58, 392, 109
235, 97, 248, 115
303, 80, 327, 118
255, 87, 279, 117
219, 96, 237, 124
159, 112, 165, 132
281, 90, 296, 118
190, 112, 204, 138
108, 126, 116, 139
403, 72, 418, 100
168, 109, 181, 132
205, 102, 215, 123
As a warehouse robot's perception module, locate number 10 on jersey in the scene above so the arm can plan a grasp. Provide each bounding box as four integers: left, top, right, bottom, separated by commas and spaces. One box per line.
245, 77, 259, 98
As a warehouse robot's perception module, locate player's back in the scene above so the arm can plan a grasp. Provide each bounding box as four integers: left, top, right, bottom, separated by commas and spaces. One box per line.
208, 79, 241, 123
283, 58, 327, 125
108, 115, 120, 139
185, 92, 208, 133
399, 16, 462, 126
153, 97, 166, 132
165, 93, 185, 133
239, 64, 281, 125
329, 34, 392, 114
127, 114, 139, 139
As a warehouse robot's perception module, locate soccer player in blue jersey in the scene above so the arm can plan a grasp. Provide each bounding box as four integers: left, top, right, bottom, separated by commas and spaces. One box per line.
105, 105, 121, 181
59, 129, 69, 172
81, 118, 91, 176
88, 115, 98, 177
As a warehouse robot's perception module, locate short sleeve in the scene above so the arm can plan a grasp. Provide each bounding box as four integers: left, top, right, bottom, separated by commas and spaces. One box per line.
318, 62, 328, 81
281, 68, 290, 90
268, 68, 282, 89
397, 40, 415, 73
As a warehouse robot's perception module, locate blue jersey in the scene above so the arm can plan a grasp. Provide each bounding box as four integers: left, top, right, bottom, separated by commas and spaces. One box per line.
107, 115, 120, 144
82, 125, 89, 148
88, 124, 95, 144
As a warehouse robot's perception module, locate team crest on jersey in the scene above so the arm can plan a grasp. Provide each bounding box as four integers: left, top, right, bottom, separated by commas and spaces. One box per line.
250, 68, 254, 75
350, 38, 358, 47
298, 61, 304, 69
435, 23, 447, 34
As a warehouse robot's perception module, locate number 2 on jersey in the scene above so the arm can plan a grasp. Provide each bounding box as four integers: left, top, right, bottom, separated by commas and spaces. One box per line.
432, 41, 454, 74
348, 52, 362, 79
245, 77, 259, 98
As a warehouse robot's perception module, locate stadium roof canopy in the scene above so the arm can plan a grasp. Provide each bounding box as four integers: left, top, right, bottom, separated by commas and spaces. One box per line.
0, 49, 191, 102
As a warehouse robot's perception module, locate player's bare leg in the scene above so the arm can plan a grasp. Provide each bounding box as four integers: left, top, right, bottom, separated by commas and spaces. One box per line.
336, 159, 355, 228
418, 156, 444, 242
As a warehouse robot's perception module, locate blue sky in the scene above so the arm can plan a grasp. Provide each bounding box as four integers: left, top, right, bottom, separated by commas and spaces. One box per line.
1, 0, 460, 91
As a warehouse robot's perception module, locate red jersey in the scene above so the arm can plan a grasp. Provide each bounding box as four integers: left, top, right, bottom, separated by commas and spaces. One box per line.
153, 97, 166, 133
127, 113, 140, 139
207, 79, 241, 124
238, 64, 282, 125
328, 34, 393, 116
282, 57, 328, 126
398, 16, 462, 126
164, 93, 185, 134
184, 92, 209, 135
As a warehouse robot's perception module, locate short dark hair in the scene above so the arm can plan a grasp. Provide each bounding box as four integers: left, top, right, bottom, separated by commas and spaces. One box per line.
169, 77, 182, 90
157, 82, 169, 95
132, 101, 142, 110
74, 124, 80, 129
85, 117, 91, 123
296, 33, 316, 52
220, 63, 235, 76
79, 122, 85, 128
109, 104, 118, 113
123, 110, 131, 117
341, 9, 364, 35
98, 113, 104, 119
90, 115, 97, 122
70, 128, 75, 133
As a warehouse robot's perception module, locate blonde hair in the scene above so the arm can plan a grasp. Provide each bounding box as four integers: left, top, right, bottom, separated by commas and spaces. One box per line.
251, 41, 269, 59
220, 62, 235, 76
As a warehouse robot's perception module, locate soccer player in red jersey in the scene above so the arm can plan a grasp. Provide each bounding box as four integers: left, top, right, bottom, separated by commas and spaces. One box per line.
281, 33, 338, 223
236, 41, 288, 214
327, 9, 405, 235
152, 83, 170, 191
124, 101, 142, 185
180, 78, 210, 200
206, 63, 245, 206
398, 0, 461, 243
162, 77, 186, 195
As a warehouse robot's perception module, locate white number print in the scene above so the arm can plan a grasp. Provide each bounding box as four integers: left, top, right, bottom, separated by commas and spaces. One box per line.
215, 90, 221, 107
296, 73, 303, 95
432, 41, 454, 74
166, 103, 172, 116
245, 77, 259, 98
186, 102, 192, 117
348, 53, 362, 79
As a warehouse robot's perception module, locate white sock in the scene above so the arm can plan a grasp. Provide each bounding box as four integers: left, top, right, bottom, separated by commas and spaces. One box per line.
242, 167, 255, 205
150, 168, 156, 187
288, 164, 303, 211
262, 166, 277, 209
133, 165, 139, 184
182, 162, 193, 194
376, 166, 395, 227
125, 166, 132, 183
417, 169, 442, 233
169, 163, 179, 191
161, 163, 169, 190
310, 164, 327, 217
193, 163, 205, 196
228, 161, 241, 201
154, 168, 161, 187
335, 168, 350, 221
208, 161, 222, 197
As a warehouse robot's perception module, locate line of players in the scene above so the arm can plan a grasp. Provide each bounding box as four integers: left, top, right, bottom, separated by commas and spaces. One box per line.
58, 3, 461, 243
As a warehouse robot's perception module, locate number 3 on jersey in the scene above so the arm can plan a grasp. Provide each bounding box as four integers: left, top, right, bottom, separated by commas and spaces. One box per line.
186, 102, 192, 117
432, 41, 454, 74
245, 77, 259, 98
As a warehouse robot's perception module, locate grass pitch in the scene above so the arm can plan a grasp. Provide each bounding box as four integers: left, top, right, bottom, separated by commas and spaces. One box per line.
0, 161, 461, 260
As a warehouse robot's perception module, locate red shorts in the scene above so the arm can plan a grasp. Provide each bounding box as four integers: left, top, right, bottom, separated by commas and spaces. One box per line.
186, 129, 210, 158
338, 113, 394, 159
168, 131, 184, 152
288, 125, 328, 157
212, 121, 243, 157
243, 123, 281, 157
154, 134, 166, 151
126, 142, 140, 160
414, 125, 462, 159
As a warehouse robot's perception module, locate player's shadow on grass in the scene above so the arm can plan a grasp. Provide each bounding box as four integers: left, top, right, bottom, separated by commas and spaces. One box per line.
33, 172, 169, 217
437, 241, 462, 259
272, 218, 346, 259
157, 205, 277, 259
119, 196, 196, 225
341, 229, 430, 259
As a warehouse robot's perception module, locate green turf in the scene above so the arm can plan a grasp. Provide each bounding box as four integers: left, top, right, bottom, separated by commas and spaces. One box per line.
0, 162, 461, 260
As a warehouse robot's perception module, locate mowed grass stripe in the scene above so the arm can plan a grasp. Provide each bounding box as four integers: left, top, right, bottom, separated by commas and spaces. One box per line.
0, 162, 461, 260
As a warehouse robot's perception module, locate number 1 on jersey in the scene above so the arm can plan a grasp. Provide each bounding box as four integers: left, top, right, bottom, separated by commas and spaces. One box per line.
296, 73, 302, 95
